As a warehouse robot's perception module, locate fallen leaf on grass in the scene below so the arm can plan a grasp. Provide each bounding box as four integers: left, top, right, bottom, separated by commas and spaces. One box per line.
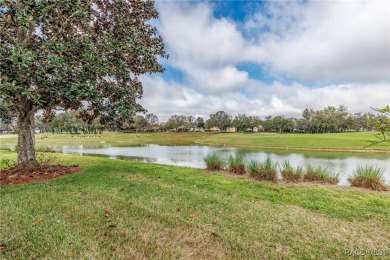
32, 218, 44, 224
0, 243, 6, 250
104, 211, 111, 218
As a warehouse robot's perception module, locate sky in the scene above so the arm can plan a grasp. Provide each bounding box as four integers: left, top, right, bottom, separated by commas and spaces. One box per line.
139, 0, 390, 121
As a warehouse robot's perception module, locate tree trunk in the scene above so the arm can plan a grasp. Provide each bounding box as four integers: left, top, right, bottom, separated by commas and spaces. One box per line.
17, 110, 36, 166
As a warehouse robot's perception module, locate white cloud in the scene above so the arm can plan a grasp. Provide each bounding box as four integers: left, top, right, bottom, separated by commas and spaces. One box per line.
157, 2, 264, 91
249, 0, 390, 82
141, 76, 390, 121
139, 1, 390, 121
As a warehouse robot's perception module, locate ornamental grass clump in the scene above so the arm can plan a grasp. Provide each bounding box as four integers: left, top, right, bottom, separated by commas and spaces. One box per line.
203, 154, 223, 171
247, 160, 263, 179
227, 154, 246, 175
281, 161, 303, 182
304, 164, 339, 184
348, 166, 387, 191
261, 157, 278, 182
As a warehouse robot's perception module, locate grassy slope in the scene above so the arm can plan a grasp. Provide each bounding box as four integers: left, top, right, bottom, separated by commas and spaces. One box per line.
0, 132, 216, 146
197, 132, 390, 151
1, 131, 389, 152
1, 151, 389, 259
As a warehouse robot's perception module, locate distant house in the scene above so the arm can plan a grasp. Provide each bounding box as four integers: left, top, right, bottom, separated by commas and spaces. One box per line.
209, 127, 220, 132
226, 127, 236, 132
253, 125, 264, 132
145, 126, 160, 132
208, 127, 236, 132
190, 127, 204, 132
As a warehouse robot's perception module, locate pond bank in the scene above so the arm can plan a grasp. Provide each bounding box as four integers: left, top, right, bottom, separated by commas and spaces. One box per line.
0, 150, 389, 259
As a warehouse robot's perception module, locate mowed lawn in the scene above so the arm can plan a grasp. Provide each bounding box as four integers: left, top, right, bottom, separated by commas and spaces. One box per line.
0, 132, 217, 146
1, 131, 389, 152
197, 132, 390, 151
0, 151, 389, 259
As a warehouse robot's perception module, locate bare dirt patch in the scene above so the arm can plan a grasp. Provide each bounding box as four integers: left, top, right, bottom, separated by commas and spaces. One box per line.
0, 164, 84, 185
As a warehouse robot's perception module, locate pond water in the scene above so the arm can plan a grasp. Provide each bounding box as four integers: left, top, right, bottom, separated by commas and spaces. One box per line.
4, 143, 388, 186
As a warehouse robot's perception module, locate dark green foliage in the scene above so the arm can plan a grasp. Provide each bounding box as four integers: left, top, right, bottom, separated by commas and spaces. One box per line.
205, 111, 231, 132
366, 105, 390, 147
1, 0, 167, 124
0, 0, 167, 164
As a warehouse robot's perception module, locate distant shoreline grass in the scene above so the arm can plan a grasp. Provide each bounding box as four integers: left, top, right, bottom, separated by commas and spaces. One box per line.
196, 132, 390, 153
1, 131, 389, 153
0, 150, 389, 258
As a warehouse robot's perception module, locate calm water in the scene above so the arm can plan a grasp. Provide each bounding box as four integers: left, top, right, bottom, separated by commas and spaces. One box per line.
4, 143, 388, 186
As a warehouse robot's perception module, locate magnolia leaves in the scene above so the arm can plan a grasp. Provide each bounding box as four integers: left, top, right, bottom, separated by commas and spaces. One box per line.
0, 0, 167, 127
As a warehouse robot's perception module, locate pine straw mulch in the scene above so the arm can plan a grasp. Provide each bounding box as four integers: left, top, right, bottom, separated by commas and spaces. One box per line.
0, 164, 84, 185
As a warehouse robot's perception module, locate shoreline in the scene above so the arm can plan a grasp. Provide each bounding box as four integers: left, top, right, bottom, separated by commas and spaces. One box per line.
195, 141, 390, 154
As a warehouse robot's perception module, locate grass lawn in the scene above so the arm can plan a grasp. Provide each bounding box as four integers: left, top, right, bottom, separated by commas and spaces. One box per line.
1, 150, 389, 259
1, 131, 389, 152
0, 132, 217, 146
197, 132, 390, 152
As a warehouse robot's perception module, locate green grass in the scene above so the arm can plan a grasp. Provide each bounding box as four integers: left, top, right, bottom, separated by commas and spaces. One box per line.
0, 150, 389, 258
304, 165, 340, 184
203, 154, 223, 171
1, 131, 390, 153
0, 132, 217, 146
197, 132, 390, 151
349, 166, 387, 191
227, 154, 246, 174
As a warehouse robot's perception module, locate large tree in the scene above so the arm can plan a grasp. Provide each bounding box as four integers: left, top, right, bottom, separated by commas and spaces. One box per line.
369, 106, 390, 144
0, 0, 167, 165
206, 111, 231, 132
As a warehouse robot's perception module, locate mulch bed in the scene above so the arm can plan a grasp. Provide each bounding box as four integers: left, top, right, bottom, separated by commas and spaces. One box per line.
0, 165, 84, 185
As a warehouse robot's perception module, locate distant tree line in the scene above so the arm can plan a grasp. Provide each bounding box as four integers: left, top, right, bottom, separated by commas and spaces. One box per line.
0, 105, 388, 135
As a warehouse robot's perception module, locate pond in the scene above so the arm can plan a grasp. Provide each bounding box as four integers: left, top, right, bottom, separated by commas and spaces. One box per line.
4, 143, 388, 186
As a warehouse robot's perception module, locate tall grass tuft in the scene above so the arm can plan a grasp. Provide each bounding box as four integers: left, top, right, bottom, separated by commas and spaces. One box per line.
203, 154, 223, 171
348, 166, 387, 191
303, 164, 339, 184
281, 161, 303, 182
247, 160, 262, 179
261, 157, 278, 182
227, 154, 246, 174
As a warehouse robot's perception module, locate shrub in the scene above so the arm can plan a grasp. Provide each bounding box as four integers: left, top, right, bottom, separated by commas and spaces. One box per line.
227, 154, 246, 175
261, 157, 278, 182
247, 160, 262, 179
348, 166, 387, 191
303, 164, 339, 184
36, 152, 62, 165
281, 161, 303, 182
203, 154, 223, 171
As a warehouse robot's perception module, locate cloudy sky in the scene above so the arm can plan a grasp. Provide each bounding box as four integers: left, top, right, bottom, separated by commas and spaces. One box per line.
139, 0, 390, 121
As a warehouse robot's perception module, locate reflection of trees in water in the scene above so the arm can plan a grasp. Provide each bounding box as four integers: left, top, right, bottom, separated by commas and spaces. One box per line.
3, 144, 388, 185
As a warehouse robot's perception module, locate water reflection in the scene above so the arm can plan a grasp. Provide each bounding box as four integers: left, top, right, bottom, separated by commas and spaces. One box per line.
1, 143, 389, 185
